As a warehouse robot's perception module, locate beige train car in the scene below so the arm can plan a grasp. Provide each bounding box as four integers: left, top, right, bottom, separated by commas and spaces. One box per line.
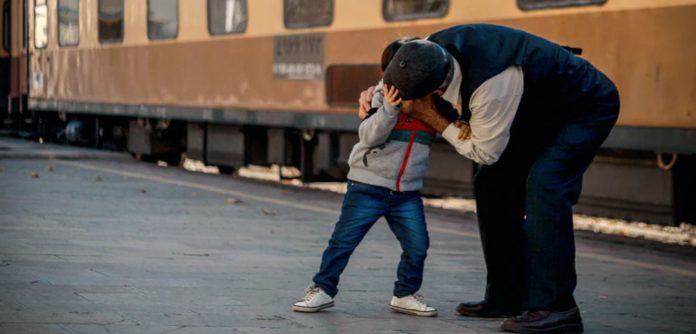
5, 0, 696, 224
1, 0, 29, 115
0, 0, 7, 100
23, 0, 696, 126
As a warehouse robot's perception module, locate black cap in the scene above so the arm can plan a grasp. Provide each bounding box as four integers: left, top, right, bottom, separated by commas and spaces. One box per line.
383, 40, 452, 100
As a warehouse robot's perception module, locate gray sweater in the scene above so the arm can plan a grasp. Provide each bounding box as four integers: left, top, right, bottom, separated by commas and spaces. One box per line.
347, 84, 437, 192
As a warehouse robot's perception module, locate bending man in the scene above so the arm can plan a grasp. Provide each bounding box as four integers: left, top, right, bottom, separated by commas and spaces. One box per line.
360, 24, 620, 333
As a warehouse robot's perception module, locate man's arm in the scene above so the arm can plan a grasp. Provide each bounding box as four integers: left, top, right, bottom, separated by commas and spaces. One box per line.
402, 97, 452, 133
433, 95, 462, 123
405, 66, 523, 165
441, 66, 524, 165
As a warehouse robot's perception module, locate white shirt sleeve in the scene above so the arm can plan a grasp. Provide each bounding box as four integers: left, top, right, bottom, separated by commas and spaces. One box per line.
442, 65, 524, 165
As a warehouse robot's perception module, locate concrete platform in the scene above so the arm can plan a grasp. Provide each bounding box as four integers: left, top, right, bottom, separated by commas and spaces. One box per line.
1, 137, 695, 333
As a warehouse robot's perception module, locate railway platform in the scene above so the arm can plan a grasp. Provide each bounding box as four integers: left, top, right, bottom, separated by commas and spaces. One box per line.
0, 137, 695, 334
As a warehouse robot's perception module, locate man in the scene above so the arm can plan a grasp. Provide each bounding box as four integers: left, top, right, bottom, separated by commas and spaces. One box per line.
358, 24, 620, 333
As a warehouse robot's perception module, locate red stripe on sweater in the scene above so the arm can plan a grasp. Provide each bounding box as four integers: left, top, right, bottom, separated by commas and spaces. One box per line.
393, 114, 437, 134
396, 130, 417, 192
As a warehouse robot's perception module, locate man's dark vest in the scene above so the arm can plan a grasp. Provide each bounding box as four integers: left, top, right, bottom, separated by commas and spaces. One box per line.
428, 24, 616, 120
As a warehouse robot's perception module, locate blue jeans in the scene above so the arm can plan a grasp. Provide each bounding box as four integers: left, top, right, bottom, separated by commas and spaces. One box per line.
313, 180, 429, 298
473, 87, 620, 311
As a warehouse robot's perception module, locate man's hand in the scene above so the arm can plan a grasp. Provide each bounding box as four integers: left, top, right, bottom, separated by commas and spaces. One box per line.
358, 86, 375, 119
454, 120, 471, 140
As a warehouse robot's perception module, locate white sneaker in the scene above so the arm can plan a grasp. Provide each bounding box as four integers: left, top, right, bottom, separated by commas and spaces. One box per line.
293, 284, 334, 313
390, 293, 438, 317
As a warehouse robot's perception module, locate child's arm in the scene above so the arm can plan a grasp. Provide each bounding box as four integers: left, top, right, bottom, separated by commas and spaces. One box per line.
357, 84, 401, 147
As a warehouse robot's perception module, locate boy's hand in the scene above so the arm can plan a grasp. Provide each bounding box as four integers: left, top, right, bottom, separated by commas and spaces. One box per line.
383, 85, 402, 107
454, 121, 471, 140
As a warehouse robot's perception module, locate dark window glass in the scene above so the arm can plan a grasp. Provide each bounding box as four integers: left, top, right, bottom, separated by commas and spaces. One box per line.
284, 0, 332, 29
147, 0, 178, 40
58, 0, 79, 46
518, 0, 607, 10
99, 0, 124, 43
383, 0, 448, 21
208, 0, 247, 35
3, 1, 10, 52
34, 1, 48, 49
326, 65, 382, 107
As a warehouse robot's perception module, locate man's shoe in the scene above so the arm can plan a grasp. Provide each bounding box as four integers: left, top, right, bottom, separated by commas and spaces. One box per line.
456, 300, 519, 318
390, 294, 438, 317
500, 307, 584, 333
292, 284, 334, 313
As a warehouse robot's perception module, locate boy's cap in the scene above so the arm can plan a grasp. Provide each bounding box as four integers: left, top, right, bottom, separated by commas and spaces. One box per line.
383, 40, 452, 100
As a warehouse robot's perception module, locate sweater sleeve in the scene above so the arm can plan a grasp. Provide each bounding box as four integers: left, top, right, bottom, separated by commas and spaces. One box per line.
358, 83, 400, 147
442, 65, 523, 165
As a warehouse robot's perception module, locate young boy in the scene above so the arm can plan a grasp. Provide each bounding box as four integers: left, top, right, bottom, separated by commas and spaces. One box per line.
292, 38, 460, 317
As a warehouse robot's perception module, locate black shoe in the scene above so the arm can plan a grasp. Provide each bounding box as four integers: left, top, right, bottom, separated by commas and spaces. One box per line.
456, 300, 520, 318
500, 307, 584, 333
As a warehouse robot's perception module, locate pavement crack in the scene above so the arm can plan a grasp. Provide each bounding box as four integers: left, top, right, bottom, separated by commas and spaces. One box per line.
255, 315, 310, 329
89, 268, 110, 277
58, 324, 78, 334
72, 291, 90, 301
160, 325, 187, 334
172, 252, 210, 257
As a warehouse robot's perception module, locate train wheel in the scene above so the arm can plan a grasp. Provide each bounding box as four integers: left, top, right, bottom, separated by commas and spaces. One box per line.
218, 165, 235, 174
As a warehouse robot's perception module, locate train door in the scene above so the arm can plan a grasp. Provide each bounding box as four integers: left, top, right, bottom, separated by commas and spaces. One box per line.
1, 0, 10, 113
31, 0, 47, 98
2, 0, 28, 118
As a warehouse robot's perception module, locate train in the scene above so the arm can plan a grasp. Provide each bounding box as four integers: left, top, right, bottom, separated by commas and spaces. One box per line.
1, 0, 694, 225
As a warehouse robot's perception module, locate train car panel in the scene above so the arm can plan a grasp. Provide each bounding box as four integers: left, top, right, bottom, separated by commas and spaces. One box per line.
2, 0, 28, 115
24, 0, 696, 130
1, 0, 10, 104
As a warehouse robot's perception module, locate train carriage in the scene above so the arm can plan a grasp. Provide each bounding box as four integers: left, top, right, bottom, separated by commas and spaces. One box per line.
2, 0, 695, 225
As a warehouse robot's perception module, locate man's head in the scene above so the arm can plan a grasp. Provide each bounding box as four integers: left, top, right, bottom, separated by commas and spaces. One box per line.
381, 37, 420, 72
383, 40, 453, 100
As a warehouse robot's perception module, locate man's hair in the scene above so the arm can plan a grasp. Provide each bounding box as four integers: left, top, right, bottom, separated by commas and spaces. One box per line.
381, 37, 420, 72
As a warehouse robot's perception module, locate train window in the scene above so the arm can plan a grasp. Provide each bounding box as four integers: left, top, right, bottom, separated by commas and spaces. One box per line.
147, 0, 178, 40
98, 0, 124, 44
58, 0, 79, 47
284, 0, 333, 29
3, 0, 10, 52
34, 0, 48, 49
383, 0, 448, 21
208, 0, 247, 35
326, 65, 382, 107
517, 0, 607, 10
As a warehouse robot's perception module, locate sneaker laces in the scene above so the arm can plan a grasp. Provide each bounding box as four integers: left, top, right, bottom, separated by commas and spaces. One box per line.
302, 284, 321, 302
412, 293, 427, 306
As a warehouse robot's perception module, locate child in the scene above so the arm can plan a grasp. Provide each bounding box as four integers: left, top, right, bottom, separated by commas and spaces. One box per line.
292, 38, 460, 317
